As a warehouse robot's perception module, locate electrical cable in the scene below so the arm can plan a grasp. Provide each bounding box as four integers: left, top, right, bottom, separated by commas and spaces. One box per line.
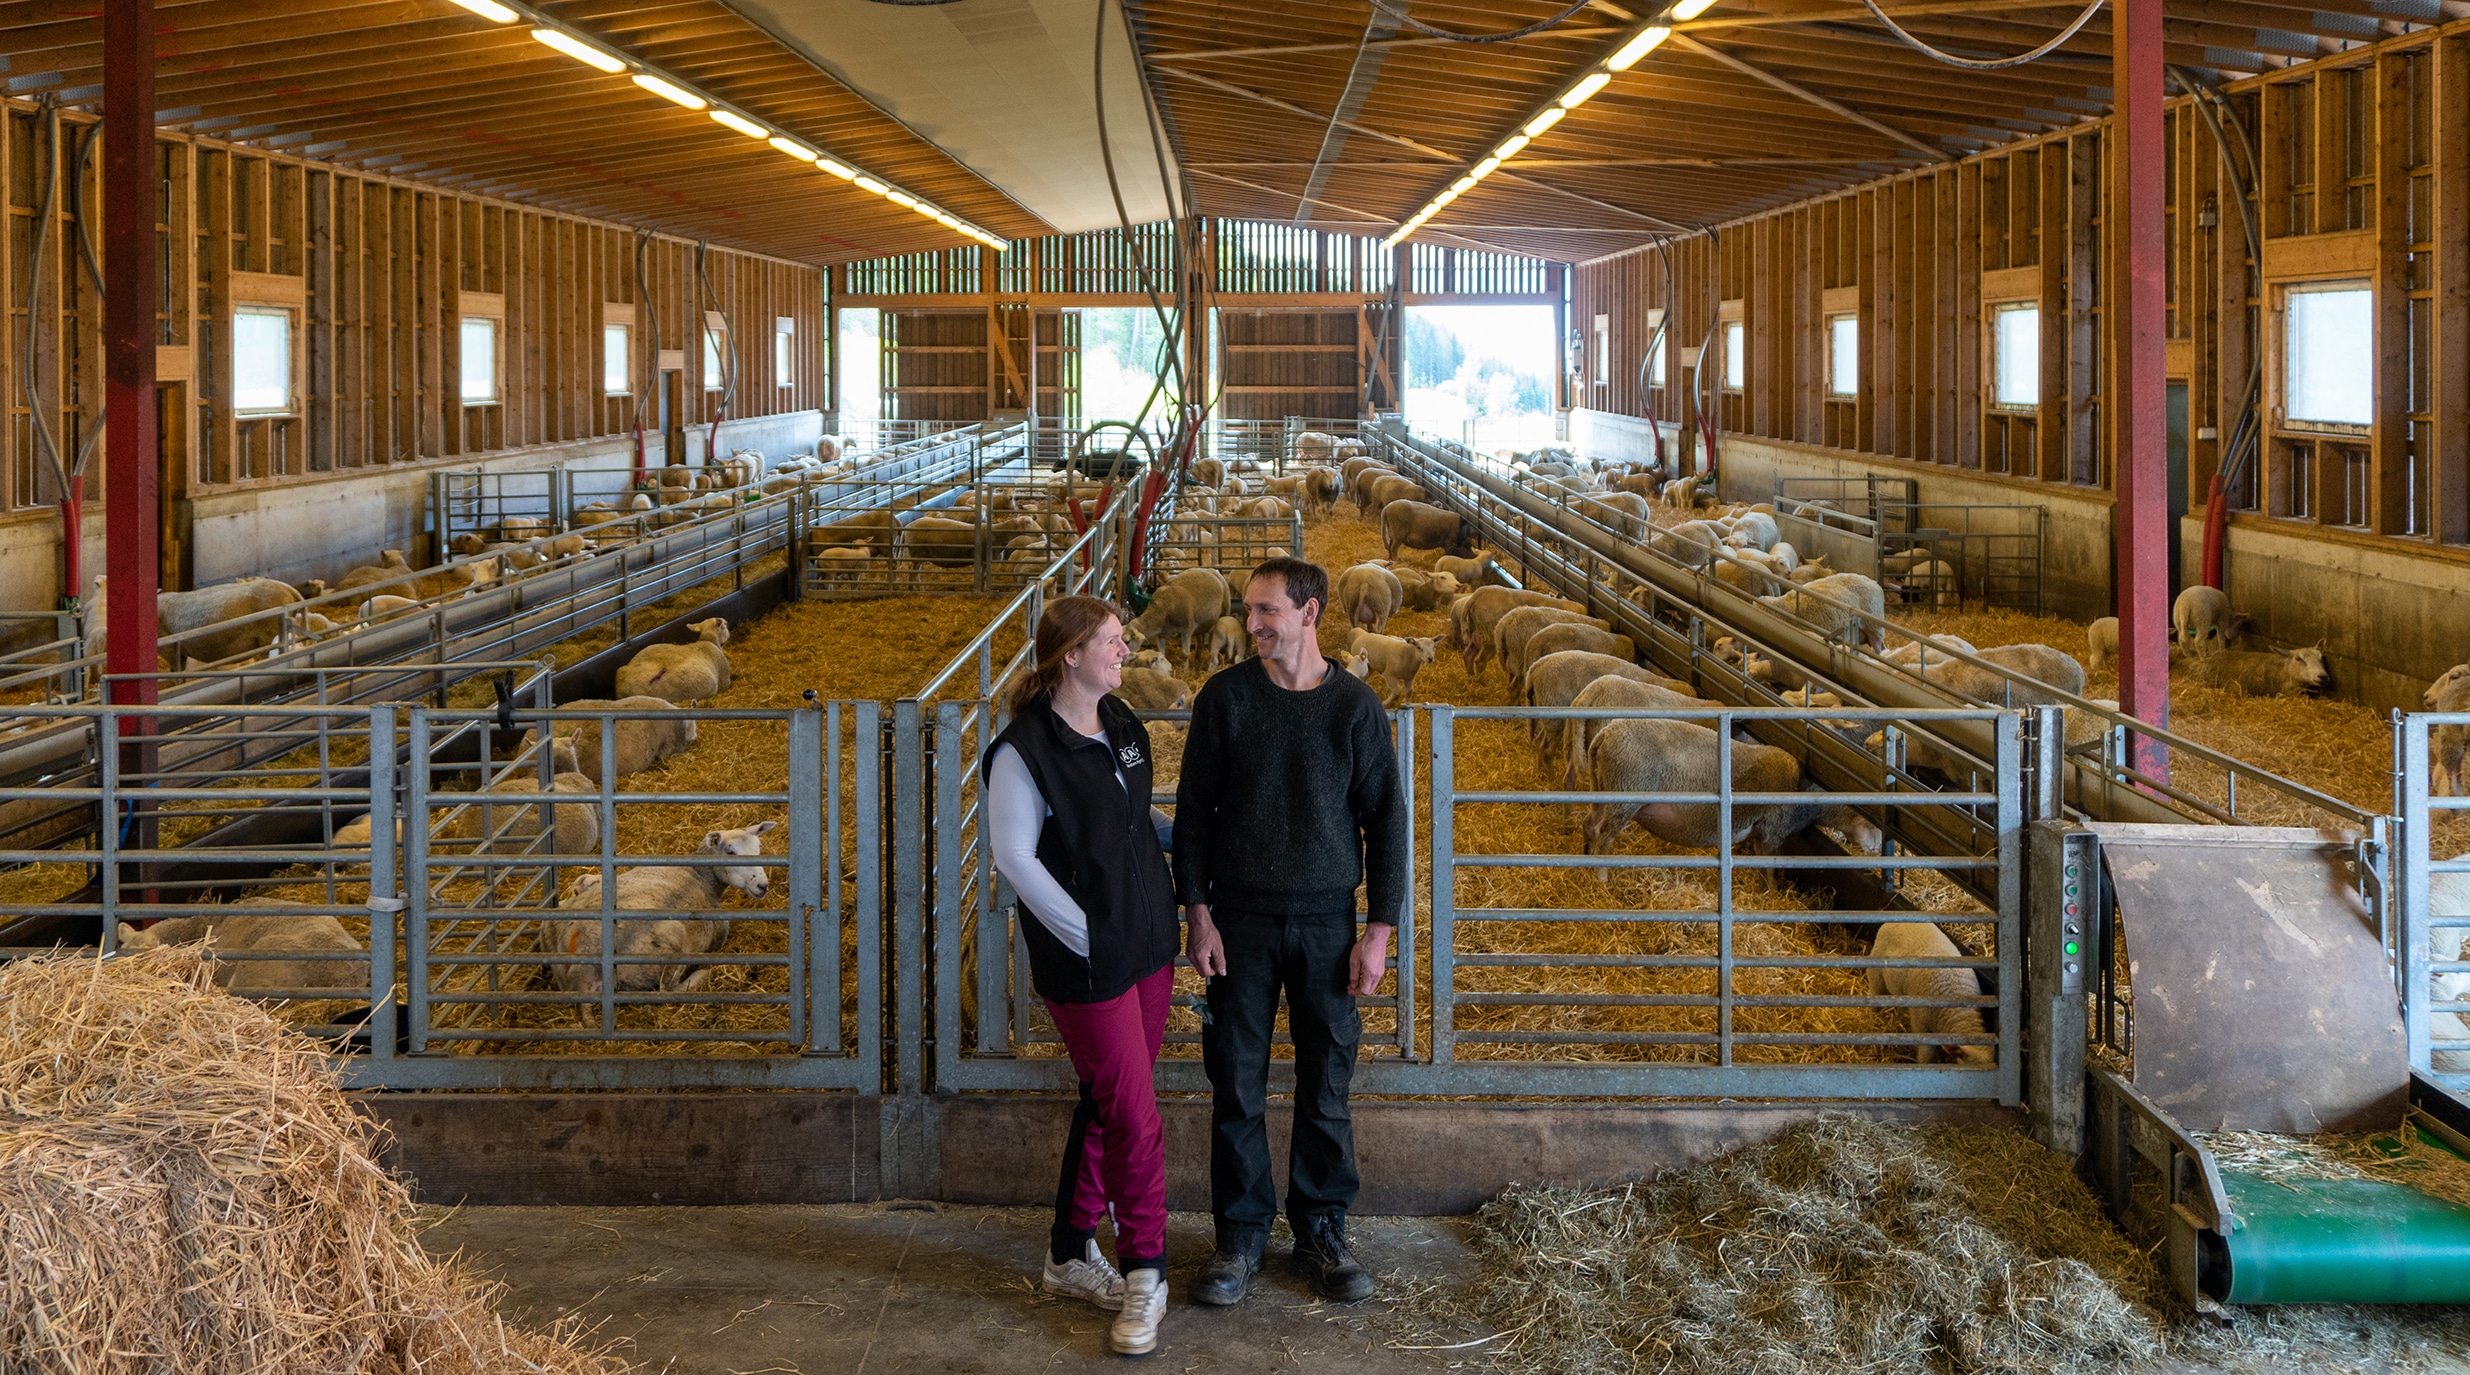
1367, 0, 1595, 44
65, 117, 105, 480
20, 100, 65, 500
1636, 234, 1678, 469
631, 229, 658, 483
1856, 0, 2105, 70
696, 240, 739, 466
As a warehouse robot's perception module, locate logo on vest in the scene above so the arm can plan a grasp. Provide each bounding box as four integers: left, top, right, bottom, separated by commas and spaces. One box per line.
1116, 743, 1144, 770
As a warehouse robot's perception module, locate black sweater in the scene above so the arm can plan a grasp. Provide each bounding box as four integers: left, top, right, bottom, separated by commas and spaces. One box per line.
1172, 656, 1408, 925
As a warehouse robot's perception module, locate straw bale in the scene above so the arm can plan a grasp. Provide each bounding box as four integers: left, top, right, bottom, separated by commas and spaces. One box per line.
0, 944, 620, 1374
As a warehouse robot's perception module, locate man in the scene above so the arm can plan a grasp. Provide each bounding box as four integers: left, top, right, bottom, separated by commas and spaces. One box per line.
1173, 555, 1408, 1306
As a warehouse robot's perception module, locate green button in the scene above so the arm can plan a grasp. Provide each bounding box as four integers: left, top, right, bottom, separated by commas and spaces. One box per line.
2063, 940, 2080, 955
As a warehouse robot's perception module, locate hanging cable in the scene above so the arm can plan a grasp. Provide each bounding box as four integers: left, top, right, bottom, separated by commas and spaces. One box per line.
20, 100, 64, 503
696, 240, 738, 467
631, 228, 658, 483
1367, 0, 1595, 43
65, 118, 106, 480
1857, 0, 2105, 70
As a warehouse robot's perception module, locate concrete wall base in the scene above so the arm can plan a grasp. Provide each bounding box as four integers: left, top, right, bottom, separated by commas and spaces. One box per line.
363, 1091, 2020, 1212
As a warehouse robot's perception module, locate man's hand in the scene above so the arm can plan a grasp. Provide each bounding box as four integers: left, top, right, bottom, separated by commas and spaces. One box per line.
1349, 923, 1393, 996
1186, 903, 1226, 977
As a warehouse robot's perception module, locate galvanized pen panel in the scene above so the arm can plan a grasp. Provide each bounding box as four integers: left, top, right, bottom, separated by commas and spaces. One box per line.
2398, 713, 2470, 1080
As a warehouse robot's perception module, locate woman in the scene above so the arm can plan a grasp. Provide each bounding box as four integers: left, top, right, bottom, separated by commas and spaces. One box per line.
984, 594, 1181, 1357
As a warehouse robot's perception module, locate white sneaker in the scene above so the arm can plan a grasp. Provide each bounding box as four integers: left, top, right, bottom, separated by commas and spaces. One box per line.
1041, 1238, 1124, 1311
1110, 1268, 1167, 1356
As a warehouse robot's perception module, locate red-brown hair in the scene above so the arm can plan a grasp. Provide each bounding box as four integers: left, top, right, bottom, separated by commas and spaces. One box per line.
1008, 594, 1128, 712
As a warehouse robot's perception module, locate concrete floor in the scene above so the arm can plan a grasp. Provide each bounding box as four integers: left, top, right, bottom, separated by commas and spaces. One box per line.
425, 1204, 1485, 1374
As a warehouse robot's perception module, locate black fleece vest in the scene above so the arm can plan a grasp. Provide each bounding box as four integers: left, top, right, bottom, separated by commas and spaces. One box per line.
985, 692, 1180, 1004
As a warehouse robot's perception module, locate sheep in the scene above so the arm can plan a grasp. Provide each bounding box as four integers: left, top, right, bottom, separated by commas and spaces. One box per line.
1206, 615, 1250, 672
549, 820, 779, 994
1786, 558, 1834, 585
1661, 519, 1727, 570
2186, 646, 2331, 698
1394, 568, 1461, 612
614, 617, 733, 706
1525, 651, 1693, 747
1345, 630, 1437, 707
1434, 550, 1499, 586
1728, 510, 1781, 552
813, 545, 874, 585
1578, 717, 1810, 859
407, 556, 500, 601
1379, 500, 1476, 561
114, 907, 366, 993
1757, 573, 1887, 651
1126, 568, 1229, 665
335, 551, 412, 593
1238, 495, 1295, 520
1661, 475, 1715, 510
1880, 633, 1976, 669
1113, 665, 1193, 713
899, 514, 980, 571
1891, 560, 1960, 609
1579, 491, 1651, 538
2424, 849, 2470, 1064
526, 696, 699, 782
157, 577, 312, 665
1299, 465, 1344, 517
1492, 605, 1609, 684
1559, 676, 1707, 788
1293, 431, 1339, 464
2171, 585, 2240, 658
1865, 922, 1995, 1066
1512, 622, 1636, 697
1190, 457, 1227, 487
1710, 549, 1786, 595
2087, 617, 2119, 675
1337, 649, 1371, 681
2425, 665, 2470, 795
1360, 475, 1428, 525
1334, 563, 1406, 635
334, 765, 600, 875
1449, 585, 1588, 675
1972, 643, 2088, 696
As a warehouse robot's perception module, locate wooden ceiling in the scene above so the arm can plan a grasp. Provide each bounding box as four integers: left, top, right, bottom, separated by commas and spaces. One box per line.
1132, 0, 2453, 262
5, 0, 1052, 266
15, 0, 2458, 267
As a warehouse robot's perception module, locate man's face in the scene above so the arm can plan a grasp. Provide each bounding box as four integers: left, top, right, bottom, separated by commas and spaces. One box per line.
1245, 573, 1319, 658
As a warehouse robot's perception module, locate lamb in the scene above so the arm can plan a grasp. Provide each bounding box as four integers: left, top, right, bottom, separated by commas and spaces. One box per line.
1757, 573, 1887, 651
526, 696, 699, 782
1727, 510, 1781, 552
1892, 560, 1959, 608
614, 617, 733, 706
1334, 563, 1406, 634
2086, 617, 2118, 675
1449, 585, 1587, 675
114, 907, 366, 993
812, 546, 874, 585
549, 821, 778, 994
1559, 676, 1707, 787
1524, 651, 1693, 747
2425, 665, 2470, 795
157, 577, 312, 665
1113, 665, 1193, 713
1299, 465, 1344, 517
1345, 630, 1437, 707
2186, 646, 2330, 697
1205, 615, 1250, 672
1491, 605, 1609, 684
1238, 495, 1295, 520
1126, 568, 1230, 664
1578, 718, 1817, 860
1972, 643, 2088, 696
1512, 622, 1635, 696
899, 514, 981, 570
334, 763, 600, 874
2171, 585, 2240, 658
1379, 500, 1476, 561
334, 550, 413, 594
1394, 567, 1462, 612
1434, 550, 1499, 586
1661, 475, 1715, 510
1864, 921, 1995, 1066
1579, 491, 1651, 538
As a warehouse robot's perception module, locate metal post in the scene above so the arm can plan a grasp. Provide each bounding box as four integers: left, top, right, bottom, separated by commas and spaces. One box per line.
103, 0, 160, 702
788, 704, 823, 1051
1428, 707, 1454, 1065
2403, 715, 2433, 1073
367, 706, 399, 1061
2111, 0, 2169, 776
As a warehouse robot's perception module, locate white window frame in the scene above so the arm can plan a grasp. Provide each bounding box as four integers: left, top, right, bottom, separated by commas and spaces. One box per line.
1591, 313, 1610, 387
704, 310, 730, 393
228, 270, 307, 420
456, 290, 506, 408
1988, 300, 2041, 413
775, 316, 796, 389
2275, 278, 2373, 435
1723, 320, 1745, 394
1644, 307, 1667, 389
1826, 313, 1859, 399
232, 304, 299, 418
602, 301, 636, 398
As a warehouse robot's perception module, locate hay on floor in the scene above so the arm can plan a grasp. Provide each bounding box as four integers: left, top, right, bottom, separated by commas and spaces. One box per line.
0, 945, 620, 1374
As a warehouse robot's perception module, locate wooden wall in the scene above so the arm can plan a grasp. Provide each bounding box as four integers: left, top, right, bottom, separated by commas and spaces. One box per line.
1574, 23, 2470, 559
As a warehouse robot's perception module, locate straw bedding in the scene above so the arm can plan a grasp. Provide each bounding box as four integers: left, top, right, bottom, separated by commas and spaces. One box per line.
0, 944, 619, 1374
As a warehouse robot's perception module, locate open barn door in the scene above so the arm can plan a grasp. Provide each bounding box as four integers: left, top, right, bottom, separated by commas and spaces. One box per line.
1217, 308, 1359, 421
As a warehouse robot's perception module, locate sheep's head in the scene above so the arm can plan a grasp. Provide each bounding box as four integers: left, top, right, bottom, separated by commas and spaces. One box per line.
703, 819, 781, 900
2288, 645, 2331, 690
2426, 663, 2470, 707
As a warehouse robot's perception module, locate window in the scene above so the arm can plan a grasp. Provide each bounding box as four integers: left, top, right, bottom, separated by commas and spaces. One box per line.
232, 306, 295, 416
1647, 325, 1666, 387
2282, 281, 2372, 429
704, 316, 729, 392
1991, 304, 2040, 410
774, 317, 795, 386
1827, 314, 1859, 398
1723, 320, 1745, 392
1591, 313, 1609, 386
603, 324, 630, 396
459, 316, 499, 404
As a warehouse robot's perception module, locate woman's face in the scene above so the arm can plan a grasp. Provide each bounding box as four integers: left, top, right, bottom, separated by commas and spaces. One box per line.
1066, 617, 1129, 694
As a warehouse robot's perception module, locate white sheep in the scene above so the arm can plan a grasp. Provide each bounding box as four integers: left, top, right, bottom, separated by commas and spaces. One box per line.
615, 617, 733, 706
1345, 629, 1436, 707
527, 696, 698, 782
115, 907, 366, 993
548, 820, 778, 994
1865, 922, 1994, 1065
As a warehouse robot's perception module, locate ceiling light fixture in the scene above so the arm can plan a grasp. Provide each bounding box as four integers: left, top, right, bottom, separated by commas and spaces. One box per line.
1607, 25, 1672, 69
1671, 0, 1719, 19
769, 136, 818, 162
710, 109, 767, 138
817, 158, 857, 180
1561, 71, 1612, 107
531, 26, 626, 73
632, 73, 706, 109
450, 0, 519, 21
853, 176, 889, 196
1522, 106, 1568, 137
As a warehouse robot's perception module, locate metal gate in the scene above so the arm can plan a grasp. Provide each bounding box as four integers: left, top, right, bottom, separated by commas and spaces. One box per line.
2397, 713, 2470, 1079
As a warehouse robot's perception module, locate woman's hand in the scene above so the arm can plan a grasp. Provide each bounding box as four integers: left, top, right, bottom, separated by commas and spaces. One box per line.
1185, 903, 1226, 977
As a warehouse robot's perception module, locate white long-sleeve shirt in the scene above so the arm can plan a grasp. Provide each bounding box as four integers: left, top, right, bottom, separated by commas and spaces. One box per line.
987, 733, 1123, 959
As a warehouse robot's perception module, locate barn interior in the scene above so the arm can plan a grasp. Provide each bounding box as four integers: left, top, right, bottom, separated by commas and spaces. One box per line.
11, 0, 2470, 1369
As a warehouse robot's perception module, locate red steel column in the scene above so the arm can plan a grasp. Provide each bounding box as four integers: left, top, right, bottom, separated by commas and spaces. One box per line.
104, 0, 160, 705
2111, 0, 2168, 774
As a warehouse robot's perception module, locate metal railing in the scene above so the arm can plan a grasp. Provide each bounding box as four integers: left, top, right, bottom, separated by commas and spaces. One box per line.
1144, 513, 1304, 585
2398, 712, 2470, 1078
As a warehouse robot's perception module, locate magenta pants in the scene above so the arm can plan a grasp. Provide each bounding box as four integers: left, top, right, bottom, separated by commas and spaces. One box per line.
1045, 964, 1172, 1271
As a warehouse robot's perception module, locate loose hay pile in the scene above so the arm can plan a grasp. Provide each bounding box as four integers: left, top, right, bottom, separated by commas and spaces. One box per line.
2199, 1124, 2470, 1214
0, 945, 619, 1374
1399, 1115, 2169, 1375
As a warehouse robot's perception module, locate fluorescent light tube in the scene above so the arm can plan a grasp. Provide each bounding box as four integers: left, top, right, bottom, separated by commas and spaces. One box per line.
531, 27, 626, 73
1562, 71, 1612, 108
817, 158, 857, 180
853, 177, 889, 196
769, 136, 817, 162
1495, 133, 1531, 160
1472, 156, 1501, 178
1607, 26, 1671, 70
1523, 106, 1567, 137
450, 0, 518, 21
632, 74, 706, 109
886, 190, 917, 208
1671, 0, 1718, 18
711, 109, 767, 138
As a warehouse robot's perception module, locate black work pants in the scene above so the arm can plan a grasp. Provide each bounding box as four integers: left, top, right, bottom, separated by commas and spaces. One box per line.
1200, 907, 1361, 1250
